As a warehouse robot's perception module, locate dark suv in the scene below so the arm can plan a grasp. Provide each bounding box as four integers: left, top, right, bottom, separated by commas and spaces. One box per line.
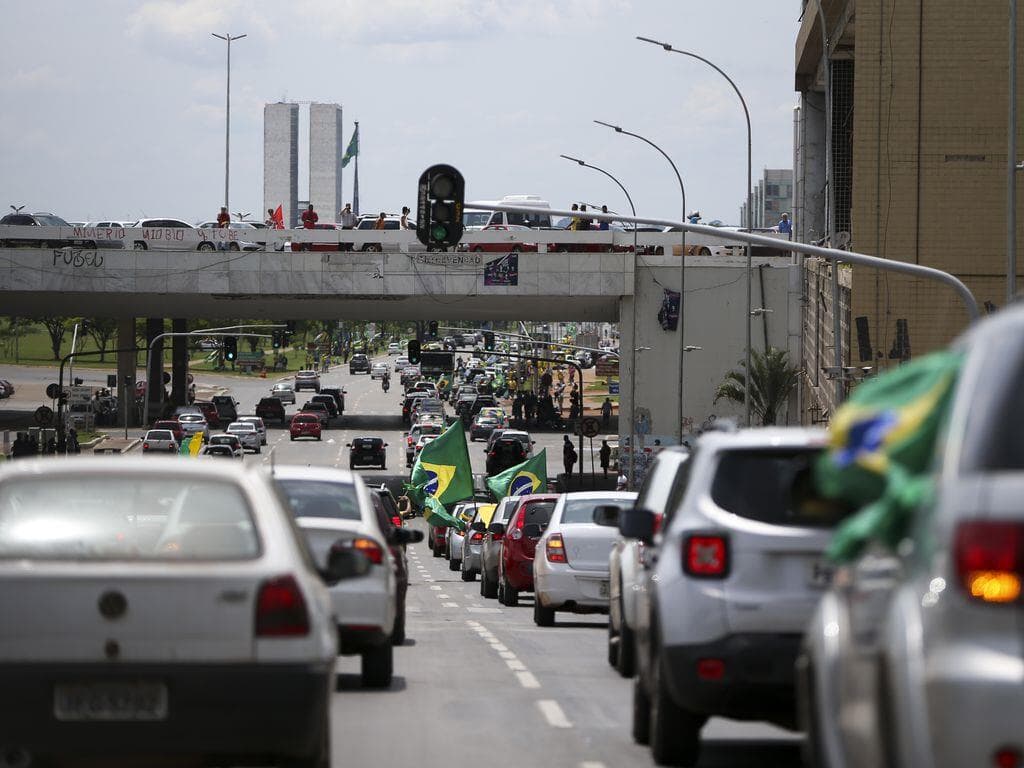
318, 387, 346, 415
349, 437, 387, 469
255, 397, 287, 425
349, 354, 371, 374
211, 395, 238, 424
485, 437, 528, 476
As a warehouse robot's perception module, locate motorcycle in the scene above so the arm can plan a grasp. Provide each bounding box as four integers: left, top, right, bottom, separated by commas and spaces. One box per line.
382, 376, 390, 393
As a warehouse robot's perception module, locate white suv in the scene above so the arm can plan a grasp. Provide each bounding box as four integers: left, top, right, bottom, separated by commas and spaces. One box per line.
622, 427, 846, 766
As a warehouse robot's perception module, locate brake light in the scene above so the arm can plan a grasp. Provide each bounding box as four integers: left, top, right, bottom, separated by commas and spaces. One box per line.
255, 575, 309, 637
954, 521, 1024, 604
994, 747, 1023, 768
652, 512, 664, 536
390, 515, 402, 528
546, 533, 567, 563
142, 442, 150, 450
470, 531, 484, 542
696, 658, 726, 681
684, 534, 729, 578
349, 537, 385, 565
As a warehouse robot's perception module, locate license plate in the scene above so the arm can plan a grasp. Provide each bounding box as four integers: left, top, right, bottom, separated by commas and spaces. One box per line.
599, 580, 610, 598
54, 681, 168, 721
809, 560, 835, 588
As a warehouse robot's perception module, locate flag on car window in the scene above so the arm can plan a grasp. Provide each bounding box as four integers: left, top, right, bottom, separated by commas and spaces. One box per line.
486, 449, 548, 502
814, 350, 963, 562
179, 432, 204, 457
341, 124, 359, 168
407, 420, 473, 528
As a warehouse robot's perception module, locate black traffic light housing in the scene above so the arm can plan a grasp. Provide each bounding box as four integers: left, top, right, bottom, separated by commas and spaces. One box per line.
416, 164, 465, 249
428, 321, 439, 337
408, 340, 421, 365
272, 330, 282, 349
483, 331, 495, 351
224, 336, 238, 361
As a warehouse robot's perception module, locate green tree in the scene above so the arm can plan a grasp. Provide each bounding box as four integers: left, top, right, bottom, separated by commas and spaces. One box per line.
714, 347, 802, 426
84, 318, 118, 362
38, 316, 69, 361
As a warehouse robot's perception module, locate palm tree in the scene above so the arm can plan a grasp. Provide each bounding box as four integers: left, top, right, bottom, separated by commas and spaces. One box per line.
714, 347, 802, 426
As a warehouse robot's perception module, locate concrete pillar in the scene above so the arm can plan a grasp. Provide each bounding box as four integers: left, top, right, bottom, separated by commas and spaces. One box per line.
116, 317, 136, 428
146, 318, 164, 421
171, 319, 188, 406
796, 91, 827, 244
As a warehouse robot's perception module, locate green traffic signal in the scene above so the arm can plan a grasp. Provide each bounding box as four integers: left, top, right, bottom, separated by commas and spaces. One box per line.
224, 336, 238, 361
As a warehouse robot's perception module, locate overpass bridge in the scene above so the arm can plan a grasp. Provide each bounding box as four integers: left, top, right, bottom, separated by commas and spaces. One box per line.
0, 226, 800, 447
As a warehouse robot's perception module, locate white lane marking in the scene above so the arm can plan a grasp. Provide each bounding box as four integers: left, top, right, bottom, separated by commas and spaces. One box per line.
466, 620, 482, 628
443, 602, 459, 608
537, 700, 573, 729
438, 594, 450, 599
505, 658, 526, 671
430, 585, 442, 590
580, 763, 606, 768
517, 671, 541, 689
498, 650, 517, 660
490, 643, 509, 652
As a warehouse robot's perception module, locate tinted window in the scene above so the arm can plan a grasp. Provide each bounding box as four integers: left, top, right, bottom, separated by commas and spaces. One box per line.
0, 214, 35, 225
521, 501, 555, 527
561, 497, 627, 524
709, 448, 847, 528
277, 479, 361, 521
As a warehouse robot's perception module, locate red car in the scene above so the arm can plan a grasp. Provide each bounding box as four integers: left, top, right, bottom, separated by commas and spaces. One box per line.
496, 494, 560, 606
291, 223, 342, 252
152, 418, 185, 443
192, 400, 221, 429
289, 412, 322, 441
428, 522, 448, 558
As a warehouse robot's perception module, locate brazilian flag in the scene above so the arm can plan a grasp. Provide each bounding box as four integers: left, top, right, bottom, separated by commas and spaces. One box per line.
814, 350, 963, 563
179, 433, 204, 457
486, 449, 547, 502
407, 420, 473, 529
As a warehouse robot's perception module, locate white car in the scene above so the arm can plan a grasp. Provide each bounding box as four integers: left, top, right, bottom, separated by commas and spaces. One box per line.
206, 433, 243, 458
0, 457, 356, 767
533, 491, 637, 626
129, 218, 213, 252
387, 343, 401, 355
270, 381, 297, 405
370, 362, 390, 380
273, 465, 407, 687
236, 415, 267, 446
394, 356, 410, 369
196, 220, 262, 251
176, 412, 209, 442
226, 421, 260, 453
607, 449, 688, 677
142, 429, 179, 454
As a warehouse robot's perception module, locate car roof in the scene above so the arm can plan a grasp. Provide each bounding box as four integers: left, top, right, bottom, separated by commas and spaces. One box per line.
559, 490, 639, 502
694, 426, 827, 452
271, 464, 361, 485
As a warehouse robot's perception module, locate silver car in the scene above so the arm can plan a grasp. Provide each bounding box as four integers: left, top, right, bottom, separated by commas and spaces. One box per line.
226, 421, 260, 453
176, 412, 209, 443
142, 429, 179, 454
460, 502, 497, 582
270, 382, 296, 405
798, 305, 1024, 768
479, 496, 521, 599
444, 502, 481, 573
236, 415, 267, 446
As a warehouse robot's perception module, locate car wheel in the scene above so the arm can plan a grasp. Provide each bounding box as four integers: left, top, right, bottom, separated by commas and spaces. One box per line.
229, 242, 240, 251
198, 242, 215, 252
481, 570, 498, 599
497, 577, 505, 604
503, 578, 519, 607
133, 241, 148, 250
449, 557, 460, 572
461, 568, 475, 582
391, 605, 406, 646
608, 621, 620, 668
616, 617, 637, 678
255, 446, 261, 454
432, 540, 443, 558
279, 704, 330, 768
533, 599, 555, 627
632, 675, 651, 745
361, 643, 393, 688
290, 435, 295, 441
649, 653, 703, 766
349, 462, 355, 469
317, 435, 322, 441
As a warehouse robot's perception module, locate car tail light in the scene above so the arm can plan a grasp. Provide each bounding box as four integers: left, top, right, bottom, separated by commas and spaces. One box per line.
142, 442, 149, 450
994, 747, 1023, 768
390, 515, 402, 528
696, 658, 726, 681
349, 537, 384, 565
470, 531, 484, 542
255, 575, 309, 637
954, 521, 1024, 604
683, 534, 729, 578
652, 512, 664, 536
546, 533, 567, 564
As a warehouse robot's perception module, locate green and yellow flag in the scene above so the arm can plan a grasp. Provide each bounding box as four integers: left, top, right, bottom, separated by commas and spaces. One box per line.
814, 350, 962, 562
486, 449, 547, 502
179, 433, 204, 457
407, 420, 473, 529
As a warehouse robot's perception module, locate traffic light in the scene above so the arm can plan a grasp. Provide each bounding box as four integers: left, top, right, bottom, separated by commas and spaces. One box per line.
429, 321, 439, 337
416, 164, 465, 248
483, 331, 495, 351
272, 330, 282, 349
224, 336, 237, 362
408, 339, 421, 365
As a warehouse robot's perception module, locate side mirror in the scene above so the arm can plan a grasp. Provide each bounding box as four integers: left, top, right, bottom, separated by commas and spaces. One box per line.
392, 528, 424, 545
322, 546, 370, 584
522, 523, 543, 538
471, 521, 487, 533
384, 443, 389, 447
592, 505, 622, 528
618, 507, 656, 544
488, 522, 506, 536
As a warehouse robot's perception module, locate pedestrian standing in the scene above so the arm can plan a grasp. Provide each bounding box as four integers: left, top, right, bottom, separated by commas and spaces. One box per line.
568, 203, 580, 231
563, 435, 578, 477
598, 205, 610, 230
216, 206, 230, 251
339, 203, 358, 229
301, 205, 318, 229
578, 204, 591, 231
599, 440, 611, 478
778, 212, 792, 236
374, 212, 387, 230
601, 397, 613, 427
400, 206, 411, 229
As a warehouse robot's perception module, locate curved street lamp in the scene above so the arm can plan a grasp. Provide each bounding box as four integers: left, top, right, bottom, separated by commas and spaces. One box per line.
594, 119, 687, 446
560, 153, 640, 488
637, 36, 754, 427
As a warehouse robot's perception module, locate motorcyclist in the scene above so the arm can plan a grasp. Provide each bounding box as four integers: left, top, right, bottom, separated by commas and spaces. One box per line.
382, 373, 391, 393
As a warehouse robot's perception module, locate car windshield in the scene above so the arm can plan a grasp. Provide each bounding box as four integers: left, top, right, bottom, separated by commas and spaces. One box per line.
0, 477, 258, 560
519, 501, 556, 527
560, 497, 629, 524
462, 211, 491, 227
277, 479, 361, 521
709, 448, 849, 528
179, 414, 203, 423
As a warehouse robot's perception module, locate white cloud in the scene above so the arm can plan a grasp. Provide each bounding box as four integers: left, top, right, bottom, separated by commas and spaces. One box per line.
0, 66, 65, 92
128, 0, 244, 41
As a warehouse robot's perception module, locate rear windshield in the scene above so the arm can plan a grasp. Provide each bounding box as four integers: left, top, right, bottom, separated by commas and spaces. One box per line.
520, 501, 556, 527
277, 479, 361, 521
710, 448, 849, 528
354, 438, 381, 448
561, 497, 628, 524
0, 477, 259, 560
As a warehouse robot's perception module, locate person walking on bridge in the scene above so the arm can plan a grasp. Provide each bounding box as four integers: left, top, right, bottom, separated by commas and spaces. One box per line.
216, 206, 230, 251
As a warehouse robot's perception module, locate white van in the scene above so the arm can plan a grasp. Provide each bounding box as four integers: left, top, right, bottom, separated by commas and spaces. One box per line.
463, 195, 552, 230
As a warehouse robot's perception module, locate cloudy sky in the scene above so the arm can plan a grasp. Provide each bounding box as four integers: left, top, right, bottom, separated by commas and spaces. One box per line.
0, 1, 801, 226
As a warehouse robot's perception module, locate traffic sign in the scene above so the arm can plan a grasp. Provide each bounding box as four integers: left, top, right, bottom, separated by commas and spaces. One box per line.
45, 383, 60, 399
609, 382, 620, 395
34, 406, 53, 426
581, 417, 601, 439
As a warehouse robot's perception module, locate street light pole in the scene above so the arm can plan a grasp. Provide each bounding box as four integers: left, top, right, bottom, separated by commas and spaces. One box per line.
212, 32, 246, 211
560, 153, 639, 488
594, 119, 687, 445
637, 36, 754, 426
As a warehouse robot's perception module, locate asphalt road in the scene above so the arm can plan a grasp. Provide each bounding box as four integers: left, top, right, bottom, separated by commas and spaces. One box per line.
0, 357, 806, 766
